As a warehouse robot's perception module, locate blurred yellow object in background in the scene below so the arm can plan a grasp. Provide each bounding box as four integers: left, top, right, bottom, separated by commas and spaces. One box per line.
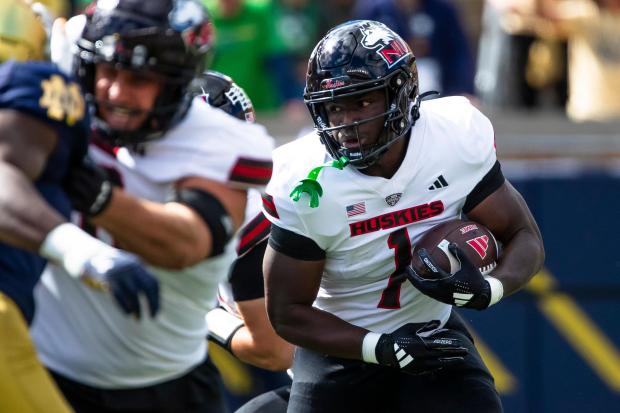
526, 38, 565, 89
0, 0, 47, 63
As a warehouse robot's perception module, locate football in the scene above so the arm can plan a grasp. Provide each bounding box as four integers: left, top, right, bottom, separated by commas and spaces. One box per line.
411, 219, 499, 279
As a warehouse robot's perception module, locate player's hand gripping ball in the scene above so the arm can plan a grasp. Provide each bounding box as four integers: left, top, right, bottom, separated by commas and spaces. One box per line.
406, 220, 501, 310
410, 219, 499, 278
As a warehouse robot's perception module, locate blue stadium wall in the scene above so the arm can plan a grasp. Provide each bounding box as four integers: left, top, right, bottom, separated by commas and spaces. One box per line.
465, 166, 620, 412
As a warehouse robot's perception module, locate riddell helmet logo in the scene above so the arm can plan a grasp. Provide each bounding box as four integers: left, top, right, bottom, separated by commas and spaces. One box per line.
321, 78, 347, 90
359, 22, 411, 68
466, 235, 489, 259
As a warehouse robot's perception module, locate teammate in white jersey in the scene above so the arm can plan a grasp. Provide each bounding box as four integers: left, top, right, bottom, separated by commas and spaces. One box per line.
263, 20, 545, 412
193, 73, 294, 410
191, 70, 294, 372
191, 72, 294, 412
31, 1, 273, 413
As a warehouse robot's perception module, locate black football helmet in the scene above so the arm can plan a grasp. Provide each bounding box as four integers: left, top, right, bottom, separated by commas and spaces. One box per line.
190, 70, 256, 123
304, 20, 419, 169
75, 0, 213, 145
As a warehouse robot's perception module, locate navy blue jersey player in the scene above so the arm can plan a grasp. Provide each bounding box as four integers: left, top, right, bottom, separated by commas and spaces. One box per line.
0, 60, 89, 324
0, 2, 159, 412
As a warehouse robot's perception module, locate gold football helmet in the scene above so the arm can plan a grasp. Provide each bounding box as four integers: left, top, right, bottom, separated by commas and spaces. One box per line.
0, 0, 47, 62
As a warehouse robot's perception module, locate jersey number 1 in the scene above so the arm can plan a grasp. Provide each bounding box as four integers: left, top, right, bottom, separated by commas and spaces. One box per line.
378, 228, 412, 309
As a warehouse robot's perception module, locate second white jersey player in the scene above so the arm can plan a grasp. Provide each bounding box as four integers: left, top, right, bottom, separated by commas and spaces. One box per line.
32, 99, 274, 388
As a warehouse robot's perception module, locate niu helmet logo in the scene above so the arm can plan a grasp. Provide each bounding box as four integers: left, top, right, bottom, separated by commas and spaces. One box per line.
466, 235, 489, 259
359, 22, 411, 68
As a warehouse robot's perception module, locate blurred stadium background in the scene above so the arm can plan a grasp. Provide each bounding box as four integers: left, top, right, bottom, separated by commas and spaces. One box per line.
40, 0, 620, 411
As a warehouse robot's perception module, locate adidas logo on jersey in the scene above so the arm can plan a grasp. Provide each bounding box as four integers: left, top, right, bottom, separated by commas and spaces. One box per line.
428, 175, 449, 191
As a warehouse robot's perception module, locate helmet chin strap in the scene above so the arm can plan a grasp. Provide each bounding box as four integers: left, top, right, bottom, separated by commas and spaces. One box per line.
336, 124, 364, 161
410, 91, 440, 120
338, 127, 388, 170
337, 109, 406, 170
348, 131, 401, 170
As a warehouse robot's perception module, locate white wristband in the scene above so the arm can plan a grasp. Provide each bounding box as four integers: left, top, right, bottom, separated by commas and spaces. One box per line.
361, 332, 382, 364
39, 223, 111, 278
206, 307, 245, 349
485, 276, 504, 307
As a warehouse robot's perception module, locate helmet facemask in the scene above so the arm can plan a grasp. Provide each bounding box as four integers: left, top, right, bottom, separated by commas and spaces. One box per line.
75, 0, 213, 147
304, 20, 419, 169
306, 67, 417, 169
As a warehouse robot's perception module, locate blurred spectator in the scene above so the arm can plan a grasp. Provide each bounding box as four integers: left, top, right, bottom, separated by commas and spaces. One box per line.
482, 0, 620, 120
475, 0, 568, 109
540, 0, 620, 121
357, 0, 475, 96
67, 0, 93, 17
204, 0, 287, 112
272, 0, 318, 99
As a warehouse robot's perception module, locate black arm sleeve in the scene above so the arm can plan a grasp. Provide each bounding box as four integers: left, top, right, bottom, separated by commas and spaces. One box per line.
268, 224, 326, 261
171, 187, 233, 257
462, 161, 505, 214
229, 238, 268, 301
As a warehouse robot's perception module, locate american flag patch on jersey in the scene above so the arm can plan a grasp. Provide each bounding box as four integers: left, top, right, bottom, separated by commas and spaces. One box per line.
346, 201, 366, 217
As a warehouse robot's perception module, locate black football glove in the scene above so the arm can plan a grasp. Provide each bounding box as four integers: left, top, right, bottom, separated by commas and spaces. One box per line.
406, 243, 493, 310
81, 248, 160, 319
65, 156, 113, 216
374, 321, 468, 375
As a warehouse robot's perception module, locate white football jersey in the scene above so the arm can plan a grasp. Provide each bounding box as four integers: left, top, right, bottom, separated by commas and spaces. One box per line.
263, 97, 496, 334
32, 99, 274, 388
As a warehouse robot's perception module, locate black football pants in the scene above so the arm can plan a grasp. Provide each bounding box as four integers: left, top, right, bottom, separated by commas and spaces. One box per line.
48, 356, 229, 413
287, 310, 503, 413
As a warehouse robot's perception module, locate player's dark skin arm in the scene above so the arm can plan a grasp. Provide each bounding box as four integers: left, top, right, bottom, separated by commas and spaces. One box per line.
467, 180, 545, 295
0, 110, 66, 251
264, 248, 368, 360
